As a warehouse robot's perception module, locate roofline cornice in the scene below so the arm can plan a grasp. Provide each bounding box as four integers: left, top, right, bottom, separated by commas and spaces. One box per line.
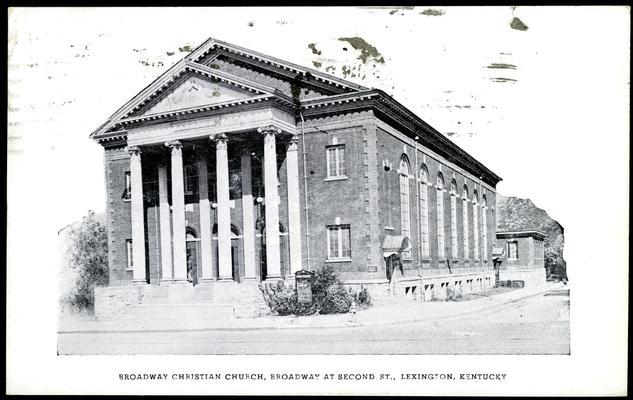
191, 38, 369, 93
99, 95, 295, 134
300, 90, 502, 187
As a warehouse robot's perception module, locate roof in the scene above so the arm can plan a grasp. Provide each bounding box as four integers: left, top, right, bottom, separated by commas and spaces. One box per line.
496, 230, 547, 240
89, 37, 502, 186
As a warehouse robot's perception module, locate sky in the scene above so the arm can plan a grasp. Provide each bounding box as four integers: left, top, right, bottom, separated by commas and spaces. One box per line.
6, 7, 630, 394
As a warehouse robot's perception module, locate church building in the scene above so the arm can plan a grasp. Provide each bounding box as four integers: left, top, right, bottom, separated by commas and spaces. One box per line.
90, 38, 502, 312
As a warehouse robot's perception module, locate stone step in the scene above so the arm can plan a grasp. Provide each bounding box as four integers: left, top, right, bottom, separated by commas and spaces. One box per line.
111, 303, 238, 321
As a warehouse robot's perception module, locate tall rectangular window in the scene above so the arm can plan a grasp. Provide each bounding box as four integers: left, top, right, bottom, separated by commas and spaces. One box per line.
326, 145, 346, 178
508, 241, 519, 260
437, 189, 445, 259
399, 157, 411, 258
327, 225, 351, 260
184, 164, 197, 195
124, 171, 132, 200
450, 193, 458, 259
482, 206, 488, 261
462, 197, 469, 259
420, 182, 430, 258
473, 200, 479, 261
126, 239, 133, 270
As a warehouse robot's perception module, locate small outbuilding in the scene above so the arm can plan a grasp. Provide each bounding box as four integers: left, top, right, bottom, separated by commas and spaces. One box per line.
495, 230, 547, 287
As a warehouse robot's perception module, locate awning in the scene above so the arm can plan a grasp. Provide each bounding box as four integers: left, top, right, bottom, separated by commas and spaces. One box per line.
492, 246, 505, 261
382, 235, 412, 258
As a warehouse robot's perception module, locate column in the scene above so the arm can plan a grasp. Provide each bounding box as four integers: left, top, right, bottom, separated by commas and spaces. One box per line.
129, 146, 146, 283
165, 140, 187, 282
213, 133, 233, 280
241, 151, 257, 280
158, 163, 173, 281
197, 156, 213, 281
286, 135, 303, 276
258, 125, 282, 280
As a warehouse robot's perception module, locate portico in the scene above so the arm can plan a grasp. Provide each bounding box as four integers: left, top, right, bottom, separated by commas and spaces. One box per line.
126, 123, 303, 285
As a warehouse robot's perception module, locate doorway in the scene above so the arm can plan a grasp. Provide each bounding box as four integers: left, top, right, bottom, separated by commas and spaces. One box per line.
212, 223, 243, 282
186, 227, 200, 286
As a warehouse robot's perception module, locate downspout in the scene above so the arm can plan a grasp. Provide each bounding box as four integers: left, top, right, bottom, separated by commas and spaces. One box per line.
299, 112, 312, 271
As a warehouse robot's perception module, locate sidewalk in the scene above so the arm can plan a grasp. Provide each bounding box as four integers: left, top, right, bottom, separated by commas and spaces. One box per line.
58, 282, 567, 333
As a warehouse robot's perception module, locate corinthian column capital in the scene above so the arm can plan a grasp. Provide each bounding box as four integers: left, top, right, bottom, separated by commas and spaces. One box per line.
257, 125, 282, 136
211, 133, 228, 149
164, 140, 182, 150
127, 145, 142, 156
287, 134, 300, 152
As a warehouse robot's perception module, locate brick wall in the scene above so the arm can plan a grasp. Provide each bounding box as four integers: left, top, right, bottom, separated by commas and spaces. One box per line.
103, 111, 497, 286
373, 122, 497, 281
104, 146, 133, 285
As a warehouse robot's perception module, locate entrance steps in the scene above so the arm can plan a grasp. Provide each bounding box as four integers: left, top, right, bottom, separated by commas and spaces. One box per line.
95, 281, 270, 322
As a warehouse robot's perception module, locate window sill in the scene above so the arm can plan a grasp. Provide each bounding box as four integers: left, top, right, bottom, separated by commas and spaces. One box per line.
125, 268, 133, 271
123, 198, 132, 202
325, 175, 348, 182
326, 258, 352, 263
384, 226, 395, 231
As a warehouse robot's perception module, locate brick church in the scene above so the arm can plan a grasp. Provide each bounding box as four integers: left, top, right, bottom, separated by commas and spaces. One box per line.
90, 38, 502, 312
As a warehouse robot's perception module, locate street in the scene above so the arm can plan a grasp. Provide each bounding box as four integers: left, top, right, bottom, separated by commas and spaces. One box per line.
57, 287, 569, 355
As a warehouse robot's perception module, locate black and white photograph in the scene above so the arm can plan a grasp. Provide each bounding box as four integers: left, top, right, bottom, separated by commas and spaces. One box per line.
6, 6, 629, 396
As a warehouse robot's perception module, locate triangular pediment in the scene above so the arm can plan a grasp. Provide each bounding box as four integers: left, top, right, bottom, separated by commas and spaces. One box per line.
91, 37, 369, 139
140, 74, 256, 116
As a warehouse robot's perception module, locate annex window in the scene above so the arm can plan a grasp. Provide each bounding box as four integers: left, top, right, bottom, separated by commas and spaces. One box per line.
326, 224, 351, 260
473, 190, 480, 261
436, 173, 445, 259
462, 185, 470, 260
449, 180, 458, 259
419, 165, 430, 258
482, 194, 488, 261
124, 171, 132, 200
326, 145, 346, 178
125, 239, 133, 270
399, 155, 411, 258
508, 241, 519, 260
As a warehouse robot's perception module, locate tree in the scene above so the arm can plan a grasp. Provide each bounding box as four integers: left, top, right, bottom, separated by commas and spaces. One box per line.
63, 210, 109, 312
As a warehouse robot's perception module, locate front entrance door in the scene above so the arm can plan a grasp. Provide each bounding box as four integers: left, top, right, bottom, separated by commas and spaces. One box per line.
186, 231, 200, 286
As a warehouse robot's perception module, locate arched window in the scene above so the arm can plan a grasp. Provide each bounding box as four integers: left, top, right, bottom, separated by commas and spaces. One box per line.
472, 190, 479, 261
436, 172, 445, 259
449, 180, 458, 259
399, 155, 411, 258
462, 185, 470, 260
419, 165, 430, 258
212, 223, 241, 237
482, 194, 488, 261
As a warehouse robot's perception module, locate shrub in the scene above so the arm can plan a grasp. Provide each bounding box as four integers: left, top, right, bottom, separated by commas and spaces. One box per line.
319, 284, 353, 314
62, 211, 109, 313
446, 286, 462, 301
259, 265, 358, 316
350, 286, 372, 307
